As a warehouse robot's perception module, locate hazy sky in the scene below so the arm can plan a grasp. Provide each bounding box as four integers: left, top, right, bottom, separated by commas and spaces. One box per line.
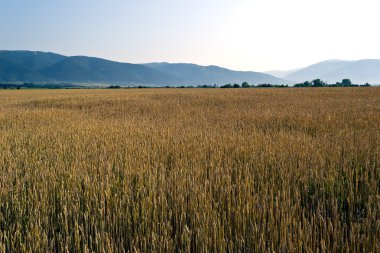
1, 0, 379, 71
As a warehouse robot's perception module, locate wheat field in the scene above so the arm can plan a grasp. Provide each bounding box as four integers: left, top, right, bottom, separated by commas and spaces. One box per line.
0, 88, 379, 252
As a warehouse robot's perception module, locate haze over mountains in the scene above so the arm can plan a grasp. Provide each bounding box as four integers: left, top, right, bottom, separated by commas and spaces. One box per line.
144, 62, 286, 85
0, 51, 285, 86
279, 60, 380, 84
1, 51, 380, 86
265, 69, 301, 78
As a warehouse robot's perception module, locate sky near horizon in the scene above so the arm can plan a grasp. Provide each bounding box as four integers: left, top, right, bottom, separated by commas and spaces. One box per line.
1, 0, 379, 71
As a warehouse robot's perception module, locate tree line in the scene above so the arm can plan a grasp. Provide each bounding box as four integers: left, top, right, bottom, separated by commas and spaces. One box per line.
1, 79, 373, 89
172, 79, 371, 89
294, 79, 371, 87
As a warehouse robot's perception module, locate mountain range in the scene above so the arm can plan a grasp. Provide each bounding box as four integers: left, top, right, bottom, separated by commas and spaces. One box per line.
0, 50, 285, 86
1, 51, 380, 86
275, 59, 380, 84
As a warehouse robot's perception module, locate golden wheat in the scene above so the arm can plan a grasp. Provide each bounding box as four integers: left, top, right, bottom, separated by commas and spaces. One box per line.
0, 88, 379, 252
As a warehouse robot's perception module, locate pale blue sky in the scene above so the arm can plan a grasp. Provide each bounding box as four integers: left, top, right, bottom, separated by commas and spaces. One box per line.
1, 0, 379, 71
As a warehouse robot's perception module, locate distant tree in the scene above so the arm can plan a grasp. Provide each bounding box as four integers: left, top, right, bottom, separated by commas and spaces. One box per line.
257, 84, 271, 87
257, 84, 288, 88
197, 85, 214, 88
295, 81, 311, 87
311, 79, 325, 87
303, 81, 311, 87
233, 83, 240, 88
108, 85, 121, 89
221, 84, 233, 88
341, 79, 352, 86
242, 82, 250, 88
364, 83, 371, 86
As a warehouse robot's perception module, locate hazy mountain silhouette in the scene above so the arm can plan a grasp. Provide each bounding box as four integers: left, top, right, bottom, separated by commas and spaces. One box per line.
4, 50, 380, 86
321, 60, 380, 84
0, 51, 287, 85
285, 59, 380, 84
144, 62, 286, 85
0, 57, 50, 82
0, 50, 65, 71
40, 56, 176, 84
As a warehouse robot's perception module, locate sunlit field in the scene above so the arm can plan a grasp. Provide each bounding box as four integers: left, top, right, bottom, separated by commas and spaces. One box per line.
0, 88, 379, 252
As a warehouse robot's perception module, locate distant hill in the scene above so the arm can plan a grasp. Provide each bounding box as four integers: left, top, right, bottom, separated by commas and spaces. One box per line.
321, 60, 380, 84
0, 50, 66, 70
40, 56, 176, 84
0, 51, 64, 82
5, 51, 379, 86
144, 62, 287, 85
0, 57, 50, 82
285, 60, 380, 84
0, 50, 287, 86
